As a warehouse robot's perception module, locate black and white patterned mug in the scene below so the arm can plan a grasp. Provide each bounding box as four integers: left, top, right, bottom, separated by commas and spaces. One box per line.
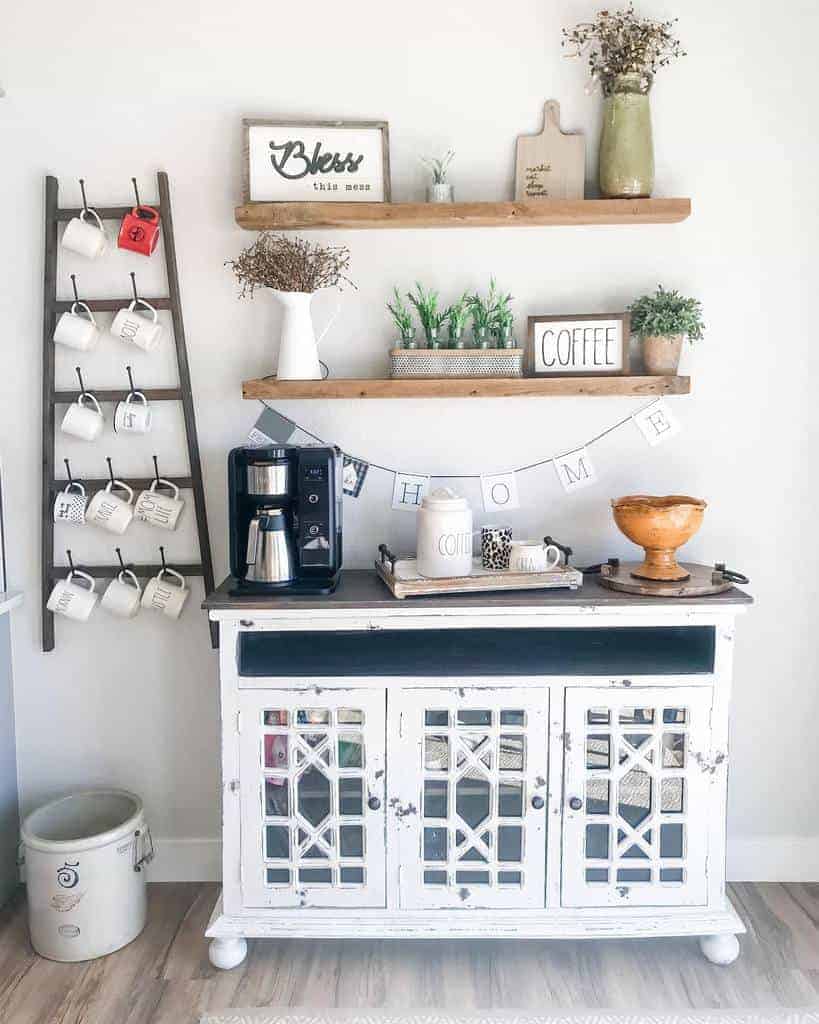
481, 525, 513, 570
53, 481, 88, 525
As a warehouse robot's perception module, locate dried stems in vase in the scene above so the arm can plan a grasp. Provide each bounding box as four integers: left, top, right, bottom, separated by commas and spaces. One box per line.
226, 232, 355, 298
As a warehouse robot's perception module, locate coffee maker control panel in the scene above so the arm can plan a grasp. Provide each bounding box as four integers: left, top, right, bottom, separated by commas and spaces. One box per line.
297, 454, 332, 566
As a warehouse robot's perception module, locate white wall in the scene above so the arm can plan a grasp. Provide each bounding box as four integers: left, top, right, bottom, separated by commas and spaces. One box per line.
1, 0, 817, 881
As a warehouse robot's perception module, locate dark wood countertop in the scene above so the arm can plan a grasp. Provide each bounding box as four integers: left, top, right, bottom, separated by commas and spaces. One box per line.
203, 570, 752, 612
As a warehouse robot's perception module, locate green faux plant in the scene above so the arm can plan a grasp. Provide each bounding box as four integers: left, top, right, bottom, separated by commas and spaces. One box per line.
445, 292, 471, 347
421, 150, 455, 185
491, 288, 515, 339
628, 285, 705, 340
387, 287, 416, 343
468, 278, 502, 332
407, 283, 448, 347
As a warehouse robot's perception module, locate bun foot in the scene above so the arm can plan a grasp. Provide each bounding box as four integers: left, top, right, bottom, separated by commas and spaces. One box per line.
209, 936, 248, 969
699, 933, 740, 965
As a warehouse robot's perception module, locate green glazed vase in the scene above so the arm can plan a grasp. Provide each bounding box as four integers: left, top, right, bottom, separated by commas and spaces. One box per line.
599, 72, 654, 199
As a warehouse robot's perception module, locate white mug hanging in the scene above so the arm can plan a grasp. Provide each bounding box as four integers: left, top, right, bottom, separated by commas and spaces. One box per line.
86, 480, 135, 535
110, 300, 162, 353
53, 481, 88, 525
141, 567, 189, 619
114, 391, 152, 434
53, 302, 101, 352
100, 569, 142, 619
60, 392, 104, 442
134, 478, 185, 531
61, 208, 108, 260
46, 569, 98, 621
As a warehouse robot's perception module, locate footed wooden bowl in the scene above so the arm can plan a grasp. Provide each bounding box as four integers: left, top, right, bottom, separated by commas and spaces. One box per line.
611, 495, 707, 581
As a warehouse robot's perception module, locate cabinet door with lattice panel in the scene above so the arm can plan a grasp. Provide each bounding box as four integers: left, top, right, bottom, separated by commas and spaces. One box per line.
239, 689, 386, 908
392, 686, 548, 909
562, 685, 713, 908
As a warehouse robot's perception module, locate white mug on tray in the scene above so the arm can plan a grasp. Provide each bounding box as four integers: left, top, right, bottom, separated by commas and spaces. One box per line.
508, 539, 561, 574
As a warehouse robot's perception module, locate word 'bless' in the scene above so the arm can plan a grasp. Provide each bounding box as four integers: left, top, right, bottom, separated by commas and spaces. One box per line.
269, 140, 364, 180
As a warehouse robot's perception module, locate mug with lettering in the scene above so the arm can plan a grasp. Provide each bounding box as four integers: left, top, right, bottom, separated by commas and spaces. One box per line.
53, 302, 101, 352
53, 481, 88, 525
481, 525, 513, 570
141, 567, 189, 619
110, 300, 162, 353
86, 480, 135, 535
61, 208, 108, 260
114, 391, 152, 434
101, 569, 142, 619
60, 392, 104, 442
46, 569, 98, 621
508, 539, 561, 574
134, 478, 185, 531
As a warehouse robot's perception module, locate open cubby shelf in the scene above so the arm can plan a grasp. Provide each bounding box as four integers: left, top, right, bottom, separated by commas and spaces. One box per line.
234, 197, 691, 231
242, 375, 690, 400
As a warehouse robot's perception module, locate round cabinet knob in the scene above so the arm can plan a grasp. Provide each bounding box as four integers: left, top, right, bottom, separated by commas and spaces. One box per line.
367, 796, 381, 811
568, 797, 583, 811
531, 795, 545, 810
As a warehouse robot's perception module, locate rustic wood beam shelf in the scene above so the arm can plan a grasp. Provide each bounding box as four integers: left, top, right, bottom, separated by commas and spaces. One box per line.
242, 375, 690, 400
235, 197, 691, 231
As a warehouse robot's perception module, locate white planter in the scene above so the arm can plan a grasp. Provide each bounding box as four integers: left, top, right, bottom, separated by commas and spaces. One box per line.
427, 183, 454, 203
21, 790, 151, 962
416, 487, 473, 578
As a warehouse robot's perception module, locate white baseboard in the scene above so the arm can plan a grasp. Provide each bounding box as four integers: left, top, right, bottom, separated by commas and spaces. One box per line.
147, 836, 819, 884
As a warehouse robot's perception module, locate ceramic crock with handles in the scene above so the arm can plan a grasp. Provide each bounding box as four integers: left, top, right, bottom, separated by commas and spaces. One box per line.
416, 487, 473, 579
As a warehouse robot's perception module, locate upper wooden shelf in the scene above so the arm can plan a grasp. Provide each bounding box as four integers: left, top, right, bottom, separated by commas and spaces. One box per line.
243, 375, 690, 400
234, 197, 691, 231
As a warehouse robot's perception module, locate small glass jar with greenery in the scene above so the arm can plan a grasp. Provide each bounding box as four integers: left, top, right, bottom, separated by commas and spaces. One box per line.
491, 289, 515, 349
408, 283, 448, 349
628, 285, 704, 374
387, 288, 417, 349
446, 293, 471, 349
469, 279, 502, 349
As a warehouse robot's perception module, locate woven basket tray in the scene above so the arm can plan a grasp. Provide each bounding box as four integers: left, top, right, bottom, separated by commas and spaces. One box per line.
390, 348, 524, 379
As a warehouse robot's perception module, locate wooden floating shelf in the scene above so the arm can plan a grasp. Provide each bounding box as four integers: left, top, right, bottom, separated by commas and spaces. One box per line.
243, 375, 690, 400
235, 197, 691, 231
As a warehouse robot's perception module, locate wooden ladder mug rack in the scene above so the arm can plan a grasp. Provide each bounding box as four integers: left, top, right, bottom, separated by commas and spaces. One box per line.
41, 171, 216, 651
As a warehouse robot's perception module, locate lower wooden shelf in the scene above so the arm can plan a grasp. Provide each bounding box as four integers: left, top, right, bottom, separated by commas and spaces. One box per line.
242, 375, 690, 400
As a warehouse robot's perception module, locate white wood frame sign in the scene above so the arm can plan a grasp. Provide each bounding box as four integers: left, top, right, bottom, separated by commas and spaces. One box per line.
528, 313, 630, 376
243, 119, 391, 203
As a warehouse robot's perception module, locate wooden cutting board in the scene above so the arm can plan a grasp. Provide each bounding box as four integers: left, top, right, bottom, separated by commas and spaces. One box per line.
515, 100, 585, 201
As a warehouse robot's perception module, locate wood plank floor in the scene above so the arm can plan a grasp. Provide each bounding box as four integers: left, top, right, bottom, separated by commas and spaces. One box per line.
1, 883, 819, 1024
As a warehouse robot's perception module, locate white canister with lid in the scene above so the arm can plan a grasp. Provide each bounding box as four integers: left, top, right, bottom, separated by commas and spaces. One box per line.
416, 487, 473, 578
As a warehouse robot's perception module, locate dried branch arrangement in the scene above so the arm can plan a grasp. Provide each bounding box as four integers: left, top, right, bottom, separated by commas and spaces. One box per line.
562, 4, 685, 95
226, 232, 355, 297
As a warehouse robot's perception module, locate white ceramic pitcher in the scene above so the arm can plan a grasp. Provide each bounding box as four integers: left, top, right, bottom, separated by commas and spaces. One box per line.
270, 289, 339, 380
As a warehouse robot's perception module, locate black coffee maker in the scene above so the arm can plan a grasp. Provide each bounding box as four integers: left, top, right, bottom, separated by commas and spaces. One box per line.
228, 445, 343, 594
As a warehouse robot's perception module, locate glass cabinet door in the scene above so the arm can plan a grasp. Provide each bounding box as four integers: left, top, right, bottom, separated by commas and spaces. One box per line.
239, 689, 386, 908
562, 685, 712, 908
392, 686, 548, 909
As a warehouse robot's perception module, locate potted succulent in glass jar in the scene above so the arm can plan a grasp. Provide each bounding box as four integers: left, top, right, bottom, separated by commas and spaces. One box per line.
445, 293, 471, 349
628, 285, 704, 374
408, 283, 448, 349
387, 287, 417, 349
562, 5, 685, 198
421, 150, 455, 203
469, 279, 502, 349
491, 289, 515, 349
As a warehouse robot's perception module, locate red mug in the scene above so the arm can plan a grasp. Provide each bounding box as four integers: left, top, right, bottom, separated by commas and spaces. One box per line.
117, 205, 161, 256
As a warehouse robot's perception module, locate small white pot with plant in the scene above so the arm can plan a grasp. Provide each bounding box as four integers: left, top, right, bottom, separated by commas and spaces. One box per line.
421, 150, 455, 203
227, 233, 354, 380
628, 285, 704, 375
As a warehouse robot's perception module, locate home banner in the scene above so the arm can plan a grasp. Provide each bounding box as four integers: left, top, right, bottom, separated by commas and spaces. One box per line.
480, 472, 521, 512
247, 407, 296, 447
391, 473, 429, 511
632, 399, 681, 447
554, 446, 597, 493
343, 456, 369, 497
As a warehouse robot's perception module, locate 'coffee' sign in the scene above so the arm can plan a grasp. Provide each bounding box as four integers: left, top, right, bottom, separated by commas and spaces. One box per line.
528, 313, 630, 376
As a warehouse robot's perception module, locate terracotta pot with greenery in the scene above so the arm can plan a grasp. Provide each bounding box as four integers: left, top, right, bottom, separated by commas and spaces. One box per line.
628, 286, 704, 375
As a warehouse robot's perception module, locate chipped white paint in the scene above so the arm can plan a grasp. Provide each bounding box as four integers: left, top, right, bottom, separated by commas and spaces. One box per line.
208, 599, 746, 968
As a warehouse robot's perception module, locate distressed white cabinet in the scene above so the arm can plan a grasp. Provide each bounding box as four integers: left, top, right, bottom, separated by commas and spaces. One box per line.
204, 571, 751, 971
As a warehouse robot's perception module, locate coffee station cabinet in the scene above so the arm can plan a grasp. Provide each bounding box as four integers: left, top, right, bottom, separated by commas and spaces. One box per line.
203, 571, 751, 969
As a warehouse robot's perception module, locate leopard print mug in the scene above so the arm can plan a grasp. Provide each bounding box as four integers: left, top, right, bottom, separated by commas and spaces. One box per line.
481, 525, 513, 570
